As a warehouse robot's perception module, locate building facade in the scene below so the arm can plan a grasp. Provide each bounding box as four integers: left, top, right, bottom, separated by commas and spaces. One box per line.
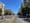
22, 0, 30, 18
0, 2, 5, 15
17, 0, 30, 18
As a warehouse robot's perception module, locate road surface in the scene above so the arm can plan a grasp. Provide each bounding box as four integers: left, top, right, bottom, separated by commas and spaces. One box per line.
0, 15, 30, 23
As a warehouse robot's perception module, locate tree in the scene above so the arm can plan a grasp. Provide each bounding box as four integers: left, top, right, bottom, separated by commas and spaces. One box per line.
4, 9, 14, 15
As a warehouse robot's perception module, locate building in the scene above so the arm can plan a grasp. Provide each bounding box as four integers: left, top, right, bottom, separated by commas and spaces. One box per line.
17, 0, 30, 18
22, 0, 30, 18
0, 2, 5, 15
23, 0, 30, 8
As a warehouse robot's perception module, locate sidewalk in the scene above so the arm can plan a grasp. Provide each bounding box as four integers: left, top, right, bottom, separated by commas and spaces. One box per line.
0, 15, 15, 23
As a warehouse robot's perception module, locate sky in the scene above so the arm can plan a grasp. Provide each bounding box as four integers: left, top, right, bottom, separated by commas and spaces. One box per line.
0, 0, 23, 14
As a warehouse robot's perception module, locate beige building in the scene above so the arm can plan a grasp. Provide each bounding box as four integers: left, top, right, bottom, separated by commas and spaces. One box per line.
0, 2, 5, 15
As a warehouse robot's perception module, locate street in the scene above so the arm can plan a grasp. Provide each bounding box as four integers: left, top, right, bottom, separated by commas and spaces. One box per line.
0, 15, 30, 23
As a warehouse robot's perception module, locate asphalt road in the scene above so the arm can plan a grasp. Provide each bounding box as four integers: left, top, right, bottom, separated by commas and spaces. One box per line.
0, 15, 30, 23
